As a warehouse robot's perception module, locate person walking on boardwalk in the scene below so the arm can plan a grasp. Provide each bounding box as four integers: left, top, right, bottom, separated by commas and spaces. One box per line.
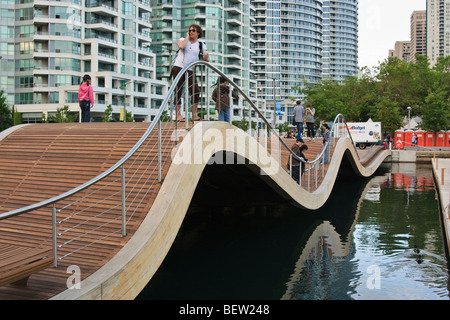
78, 74, 94, 123
321, 123, 330, 164
171, 24, 209, 122
212, 76, 238, 122
305, 102, 316, 142
293, 100, 305, 142
288, 138, 308, 184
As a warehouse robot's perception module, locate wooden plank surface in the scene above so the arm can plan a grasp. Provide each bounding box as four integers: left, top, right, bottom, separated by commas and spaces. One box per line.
0, 122, 364, 299
0, 122, 179, 299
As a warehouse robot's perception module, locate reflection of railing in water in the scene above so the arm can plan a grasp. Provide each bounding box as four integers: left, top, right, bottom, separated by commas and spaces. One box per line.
281, 175, 389, 300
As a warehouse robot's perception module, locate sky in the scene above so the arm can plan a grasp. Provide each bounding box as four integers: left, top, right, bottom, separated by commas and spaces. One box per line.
358, 0, 426, 69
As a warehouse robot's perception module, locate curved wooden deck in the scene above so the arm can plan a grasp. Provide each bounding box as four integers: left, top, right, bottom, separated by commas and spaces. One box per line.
0, 122, 183, 299
0, 122, 390, 299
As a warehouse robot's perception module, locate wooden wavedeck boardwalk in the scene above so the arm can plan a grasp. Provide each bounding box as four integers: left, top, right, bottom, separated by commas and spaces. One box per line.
0, 123, 385, 300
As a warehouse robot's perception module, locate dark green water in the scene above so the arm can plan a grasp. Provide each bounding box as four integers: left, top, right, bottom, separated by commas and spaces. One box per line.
137, 163, 449, 300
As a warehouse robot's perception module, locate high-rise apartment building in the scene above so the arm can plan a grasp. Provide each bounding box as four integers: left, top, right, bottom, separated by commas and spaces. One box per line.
392, 41, 412, 62
1, 0, 360, 126
149, 0, 257, 122
253, 0, 323, 124
322, 0, 359, 81
410, 10, 426, 63
427, 0, 450, 67
0, 0, 167, 123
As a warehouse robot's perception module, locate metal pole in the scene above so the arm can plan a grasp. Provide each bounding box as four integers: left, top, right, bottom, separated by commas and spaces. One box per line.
315, 161, 318, 189
52, 204, 57, 268
272, 78, 276, 128
307, 165, 311, 192
124, 81, 127, 123
249, 102, 252, 137
200, 65, 204, 120
289, 154, 292, 176
158, 119, 162, 182
185, 72, 189, 130
229, 87, 233, 124
407, 107, 411, 130
206, 69, 210, 121
122, 165, 126, 237
217, 76, 221, 121
299, 163, 302, 186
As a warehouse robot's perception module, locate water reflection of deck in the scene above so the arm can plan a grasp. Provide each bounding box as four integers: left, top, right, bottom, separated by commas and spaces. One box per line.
281, 175, 388, 300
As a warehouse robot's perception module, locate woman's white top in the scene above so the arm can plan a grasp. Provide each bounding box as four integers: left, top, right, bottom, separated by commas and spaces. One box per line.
174, 38, 207, 71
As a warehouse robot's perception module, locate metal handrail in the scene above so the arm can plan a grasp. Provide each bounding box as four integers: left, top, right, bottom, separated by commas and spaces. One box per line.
0, 60, 359, 221
0, 60, 363, 268
0, 63, 193, 221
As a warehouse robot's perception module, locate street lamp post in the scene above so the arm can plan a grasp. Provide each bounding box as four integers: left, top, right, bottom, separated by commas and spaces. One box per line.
123, 79, 135, 123
407, 106, 412, 130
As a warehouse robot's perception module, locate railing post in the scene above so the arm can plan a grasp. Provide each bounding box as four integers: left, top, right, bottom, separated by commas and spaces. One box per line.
249, 103, 252, 137
185, 72, 189, 130
299, 163, 302, 186
307, 165, 311, 192
158, 119, 162, 182
229, 87, 233, 124
52, 204, 57, 268
289, 154, 292, 182
200, 65, 204, 119
206, 69, 210, 121
315, 160, 318, 189
322, 154, 325, 177
121, 165, 126, 237
279, 133, 281, 165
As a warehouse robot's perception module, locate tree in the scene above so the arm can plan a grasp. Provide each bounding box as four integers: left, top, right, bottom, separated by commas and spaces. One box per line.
48, 105, 77, 123
372, 98, 402, 135
0, 90, 12, 132
122, 110, 133, 122
421, 89, 450, 132
277, 122, 290, 133
295, 56, 450, 136
160, 110, 170, 122
102, 104, 113, 122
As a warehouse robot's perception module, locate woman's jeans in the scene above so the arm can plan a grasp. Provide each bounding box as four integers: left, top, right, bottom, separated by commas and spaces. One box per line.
219, 109, 230, 122
296, 122, 304, 140
80, 100, 91, 123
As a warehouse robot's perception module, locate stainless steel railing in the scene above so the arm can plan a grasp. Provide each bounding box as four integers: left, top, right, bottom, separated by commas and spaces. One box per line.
0, 61, 359, 268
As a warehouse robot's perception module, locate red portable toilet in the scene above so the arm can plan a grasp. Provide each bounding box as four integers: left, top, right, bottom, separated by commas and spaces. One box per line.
425, 131, 435, 147
416, 130, 425, 147
395, 130, 404, 149
436, 131, 445, 147
393, 173, 403, 188
404, 130, 413, 147
446, 131, 450, 147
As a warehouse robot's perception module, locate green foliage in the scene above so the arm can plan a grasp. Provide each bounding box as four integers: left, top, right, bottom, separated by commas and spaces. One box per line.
102, 104, 113, 122
0, 90, 12, 132
277, 122, 290, 133
160, 110, 170, 122
48, 105, 77, 123
232, 119, 256, 131
122, 110, 133, 122
422, 89, 450, 132
295, 55, 450, 135
13, 110, 22, 126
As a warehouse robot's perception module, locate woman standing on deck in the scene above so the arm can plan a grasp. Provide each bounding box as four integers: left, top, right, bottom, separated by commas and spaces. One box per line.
78, 74, 94, 123
305, 102, 315, 142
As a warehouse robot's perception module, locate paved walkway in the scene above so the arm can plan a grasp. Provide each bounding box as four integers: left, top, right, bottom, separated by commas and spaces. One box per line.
432, 158, 450, 250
